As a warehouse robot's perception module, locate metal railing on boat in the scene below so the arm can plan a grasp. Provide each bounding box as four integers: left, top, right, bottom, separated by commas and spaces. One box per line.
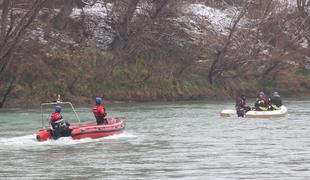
40, 102, 81, 128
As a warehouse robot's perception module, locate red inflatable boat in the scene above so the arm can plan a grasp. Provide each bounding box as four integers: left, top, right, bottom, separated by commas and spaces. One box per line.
36, 118, 125, 141
36, 102, 125, 142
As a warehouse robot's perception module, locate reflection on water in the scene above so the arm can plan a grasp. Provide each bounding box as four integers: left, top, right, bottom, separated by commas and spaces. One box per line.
0, 100, 310, 179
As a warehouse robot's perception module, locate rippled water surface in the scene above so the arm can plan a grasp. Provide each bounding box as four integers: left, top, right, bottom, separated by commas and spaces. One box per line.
0, 100, 310, 179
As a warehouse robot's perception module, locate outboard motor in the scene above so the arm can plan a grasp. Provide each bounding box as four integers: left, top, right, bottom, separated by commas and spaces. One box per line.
36, 129, 52, 141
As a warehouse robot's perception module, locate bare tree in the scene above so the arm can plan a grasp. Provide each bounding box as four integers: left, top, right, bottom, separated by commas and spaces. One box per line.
0, 0, 47, 107
109, 0, 140, 51
149, 0, 170, 19
208, 2, 249, 85
51, 0, 88, 30
0, 78, 14, 108
0, 0, 47, 74
297, 0, 310, 17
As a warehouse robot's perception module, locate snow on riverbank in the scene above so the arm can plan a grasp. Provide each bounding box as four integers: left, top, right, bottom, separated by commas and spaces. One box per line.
183, 4, 238, 34
46, 1, 302, 49
71, 3, 113, 50
71, 3, 109, 18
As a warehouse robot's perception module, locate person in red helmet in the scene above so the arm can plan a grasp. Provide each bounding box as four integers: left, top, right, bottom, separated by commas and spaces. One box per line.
92, 97, 108, 125
50, 105, 71, 139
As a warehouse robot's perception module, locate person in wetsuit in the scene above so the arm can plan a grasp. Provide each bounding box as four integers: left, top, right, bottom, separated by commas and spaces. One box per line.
268, 92, 282, 110
92, 97, 108, 125
235, 93, 251, 117
254, 91, 269, 111
50, 105, 71, 139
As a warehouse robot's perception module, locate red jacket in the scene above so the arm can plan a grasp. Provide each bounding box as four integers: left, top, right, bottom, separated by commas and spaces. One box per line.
93, 105, 107, 120
50, 112, 64, 130
239, 98, 246, 106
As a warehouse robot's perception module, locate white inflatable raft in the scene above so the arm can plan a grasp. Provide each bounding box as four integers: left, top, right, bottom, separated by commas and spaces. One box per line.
220, 106, 288, 118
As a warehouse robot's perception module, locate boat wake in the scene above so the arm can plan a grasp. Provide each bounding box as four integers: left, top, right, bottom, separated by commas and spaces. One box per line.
0, 134, 37, 146
0, 132, 136, 149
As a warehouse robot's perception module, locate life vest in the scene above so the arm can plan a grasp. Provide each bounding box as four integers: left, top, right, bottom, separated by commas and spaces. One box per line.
258, 106, 269, 111
271, 104, 280, 110
50, 112, 65, 129
256, 96, 267, 106
239, 98, 246, 106
270, 96, 282, 107
255, 95, 269, 111
92, 105, 107, 121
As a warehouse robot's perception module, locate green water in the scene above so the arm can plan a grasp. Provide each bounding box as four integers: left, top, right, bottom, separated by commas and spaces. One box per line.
0, 100, 310, 179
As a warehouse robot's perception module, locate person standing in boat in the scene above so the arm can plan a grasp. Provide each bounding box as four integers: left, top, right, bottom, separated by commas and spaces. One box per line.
235, 93, 251, 117
268, 92, 282, 110
93, 97, 108, 125
255, 91, 269, 111
50, 105, 71, 139
56, 94, 61, 103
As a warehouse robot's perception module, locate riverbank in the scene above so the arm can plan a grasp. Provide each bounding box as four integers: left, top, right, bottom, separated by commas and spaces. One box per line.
1, 1, 310, 108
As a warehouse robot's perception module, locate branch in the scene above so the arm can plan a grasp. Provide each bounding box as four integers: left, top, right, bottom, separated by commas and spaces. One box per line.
81, 0, 97, 6
0, 0, 10, 42
208, 2, 249, 85
150, 0, 169, 19
0, 78, 15, 108
0, 0, 47, 63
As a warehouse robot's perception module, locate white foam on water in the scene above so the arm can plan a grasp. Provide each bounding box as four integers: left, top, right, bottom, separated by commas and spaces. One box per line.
103, 132, 137, 139
0, 132, 136, 148
0, 134, 37, 146
39, 132, 137, 146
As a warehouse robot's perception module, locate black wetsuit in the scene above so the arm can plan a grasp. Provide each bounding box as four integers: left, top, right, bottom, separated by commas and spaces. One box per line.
269, 96, 282, 110
235, 96, 251, 117
50, 112, 71, 139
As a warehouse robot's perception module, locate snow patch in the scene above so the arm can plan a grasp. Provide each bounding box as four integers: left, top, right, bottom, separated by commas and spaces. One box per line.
277, 0, 296, 9
305, 56, 310, 69
71, 3, 108, 18
299, 37, 309, 48
262, 49, 270, 55
30, 27, 48, 44
71, 3, 113, 50
287, 60, 299, 66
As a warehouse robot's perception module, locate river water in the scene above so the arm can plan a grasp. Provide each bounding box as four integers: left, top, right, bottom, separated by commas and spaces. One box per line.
0, 100, 310, 179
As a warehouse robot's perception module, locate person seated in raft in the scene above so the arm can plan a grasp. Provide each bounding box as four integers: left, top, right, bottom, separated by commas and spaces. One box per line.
254, 91, 269, 111
92, 97, 108, 125
268, 92, 282, 110
50, 105, 71, 139
235, 93, 251, 117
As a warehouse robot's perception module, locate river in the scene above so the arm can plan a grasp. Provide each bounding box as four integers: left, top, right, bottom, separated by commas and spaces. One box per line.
0, 100, 310, 179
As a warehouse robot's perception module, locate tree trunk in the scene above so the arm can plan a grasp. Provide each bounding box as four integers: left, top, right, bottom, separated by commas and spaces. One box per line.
52, 0, 75, 30
150, 0, 169, 19
0, 0, 10, 43
0, 78, 15, 108
297, 0, 308, 17
208, 2, 248, 85
110, 0, 140, 51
